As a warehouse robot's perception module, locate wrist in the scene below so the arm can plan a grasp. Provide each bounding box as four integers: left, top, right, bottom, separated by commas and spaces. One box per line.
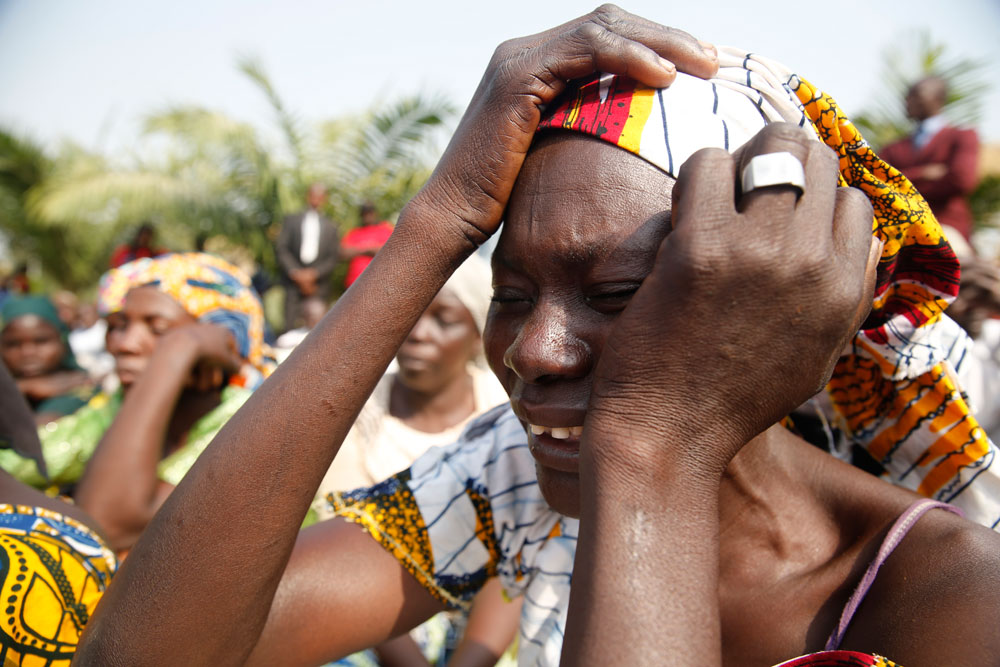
583, 382, 745, 487
392, 198, 480, 269
150, 331, 202, 371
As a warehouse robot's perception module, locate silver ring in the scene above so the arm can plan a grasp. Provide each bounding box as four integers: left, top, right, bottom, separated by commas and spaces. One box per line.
740, 151, 806, 197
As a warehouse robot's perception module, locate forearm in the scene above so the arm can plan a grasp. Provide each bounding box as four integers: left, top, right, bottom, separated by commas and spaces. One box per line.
562, 401, 726, 666
74, 203, 477, 666
74, 344, 192, 546
448, 577, 522, 667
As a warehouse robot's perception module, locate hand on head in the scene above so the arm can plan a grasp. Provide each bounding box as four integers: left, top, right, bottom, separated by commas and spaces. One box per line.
588, 124, 877, 473
407, 4, 718, 252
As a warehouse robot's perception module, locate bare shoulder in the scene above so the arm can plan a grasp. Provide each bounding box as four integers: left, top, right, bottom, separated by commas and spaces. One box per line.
842, 506, 1000, 665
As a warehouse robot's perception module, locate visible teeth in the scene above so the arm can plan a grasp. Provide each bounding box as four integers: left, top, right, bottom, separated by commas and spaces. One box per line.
528, 423, 585, 438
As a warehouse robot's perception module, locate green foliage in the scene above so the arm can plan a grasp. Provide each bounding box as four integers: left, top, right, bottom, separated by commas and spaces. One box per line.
853, 30, 989, 151
0, 131, 112, 291
315, 92, 456, 229
971, 175, 1000, 228
0, 59, 455, 293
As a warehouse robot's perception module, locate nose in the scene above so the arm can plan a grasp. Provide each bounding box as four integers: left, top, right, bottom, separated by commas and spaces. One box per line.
406, 312, 435, 344
503, 302, 591, 384
109, 321, 149, 356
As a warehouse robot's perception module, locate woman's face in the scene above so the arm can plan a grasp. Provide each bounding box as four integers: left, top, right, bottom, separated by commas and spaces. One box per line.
1, 315, 65, 378
485, 133, 675, 518
396, 288, 480, 394
105, 286, 196, 388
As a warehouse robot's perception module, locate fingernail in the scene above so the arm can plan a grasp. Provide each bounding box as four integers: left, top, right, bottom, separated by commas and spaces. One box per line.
658, 57, 676, 74
698, 40, 718, 61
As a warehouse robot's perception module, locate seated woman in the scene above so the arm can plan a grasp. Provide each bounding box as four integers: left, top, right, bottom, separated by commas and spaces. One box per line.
1, 295, 94, 424
315, 253, 507, 509
0, 253, 272, 551
75, 8, 1000, 667
315, 253, 517, 667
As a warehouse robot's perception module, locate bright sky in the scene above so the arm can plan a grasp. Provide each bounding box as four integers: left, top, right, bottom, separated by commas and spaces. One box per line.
1, 0, 999, 154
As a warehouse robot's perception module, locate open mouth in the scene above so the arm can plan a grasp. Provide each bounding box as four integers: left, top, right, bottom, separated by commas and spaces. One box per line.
528, 424, 584, 439
525, 422, 585, 473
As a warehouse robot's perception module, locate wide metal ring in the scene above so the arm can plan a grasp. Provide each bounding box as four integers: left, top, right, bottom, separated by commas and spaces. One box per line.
740, 151, 806, 197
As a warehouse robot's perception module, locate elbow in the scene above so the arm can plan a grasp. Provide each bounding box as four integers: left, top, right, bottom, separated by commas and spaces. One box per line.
75, 492, 152, 553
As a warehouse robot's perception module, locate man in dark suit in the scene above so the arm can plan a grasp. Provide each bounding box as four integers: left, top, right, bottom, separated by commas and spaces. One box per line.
276, 183, 339, 331
882, 76, 980, 242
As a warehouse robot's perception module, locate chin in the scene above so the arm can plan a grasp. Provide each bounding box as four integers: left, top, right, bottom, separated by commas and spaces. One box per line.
536, 464, 581, 518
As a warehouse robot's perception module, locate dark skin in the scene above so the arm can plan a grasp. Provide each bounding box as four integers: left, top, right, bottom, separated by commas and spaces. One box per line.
73, 6, 1000, 666
545, 131, 1000, 663
1, 314, 89, 424
74, 9, 718, 665
73, 287, 241, 552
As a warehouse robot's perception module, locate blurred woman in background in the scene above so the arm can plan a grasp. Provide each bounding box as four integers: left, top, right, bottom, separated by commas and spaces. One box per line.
1, 295, 94, 424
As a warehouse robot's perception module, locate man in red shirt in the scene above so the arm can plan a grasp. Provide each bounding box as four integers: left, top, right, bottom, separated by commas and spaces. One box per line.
109, 223, 166, 268
881, 77, 980, 241
340, 201, 393, 288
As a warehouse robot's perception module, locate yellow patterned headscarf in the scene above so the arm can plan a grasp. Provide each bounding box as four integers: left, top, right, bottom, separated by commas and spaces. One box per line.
97, 252, 274, 387
538, 49, 999, 527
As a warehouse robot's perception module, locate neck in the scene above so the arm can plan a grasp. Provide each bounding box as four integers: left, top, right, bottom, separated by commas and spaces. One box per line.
717, 425, 843, 582
389, 368, 476, 433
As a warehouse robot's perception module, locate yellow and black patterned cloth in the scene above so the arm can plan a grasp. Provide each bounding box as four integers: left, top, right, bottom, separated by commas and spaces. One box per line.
0, 504, 116, 666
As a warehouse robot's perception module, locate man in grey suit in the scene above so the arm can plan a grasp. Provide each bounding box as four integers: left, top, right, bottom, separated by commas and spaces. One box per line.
276, 183, 340, 331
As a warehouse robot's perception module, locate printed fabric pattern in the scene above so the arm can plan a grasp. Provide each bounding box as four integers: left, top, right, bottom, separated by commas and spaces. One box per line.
0, 504, 116, 666
96, 252, 274, 387
776, 652, 898, 667
0, 386, 252, 490
332, 405, 571, 666
537, 47, 999, 527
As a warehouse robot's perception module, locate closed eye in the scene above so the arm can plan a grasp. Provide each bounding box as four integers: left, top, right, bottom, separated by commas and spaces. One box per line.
490, 288, 532, 305
585, 285, 640, 313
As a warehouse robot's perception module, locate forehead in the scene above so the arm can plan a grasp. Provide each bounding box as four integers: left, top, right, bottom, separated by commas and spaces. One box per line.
497, 133, 674, 270
431, 287, 468, 312
118, 286, 192, 320
2, 315, 59, 338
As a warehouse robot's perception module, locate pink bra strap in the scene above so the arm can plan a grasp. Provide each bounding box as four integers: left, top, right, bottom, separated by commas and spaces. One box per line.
824, 498, 963, 650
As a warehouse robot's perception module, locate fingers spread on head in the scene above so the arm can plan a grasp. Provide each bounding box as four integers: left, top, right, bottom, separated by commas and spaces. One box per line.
586, 4, 719, 78
543, 20, 675, 88
537, 4, 720, 89
672, 148, 735, 234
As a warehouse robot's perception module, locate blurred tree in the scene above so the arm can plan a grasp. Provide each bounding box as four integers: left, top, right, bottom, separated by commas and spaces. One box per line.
853, 30, 999, 230
316, 92, 455, 229
2, 58, 455, 292
0, 130, 114, 291
853, 30, 989, 151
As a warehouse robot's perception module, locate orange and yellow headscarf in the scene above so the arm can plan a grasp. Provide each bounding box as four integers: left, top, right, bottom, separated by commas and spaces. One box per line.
97, 252, 274, 388
538, 49, 999, 528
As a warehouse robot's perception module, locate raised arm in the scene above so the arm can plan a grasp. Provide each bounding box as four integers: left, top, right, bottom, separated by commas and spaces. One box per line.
74, 8, 719, 665
562, 126, 878, 664
74, 323, 240, 552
